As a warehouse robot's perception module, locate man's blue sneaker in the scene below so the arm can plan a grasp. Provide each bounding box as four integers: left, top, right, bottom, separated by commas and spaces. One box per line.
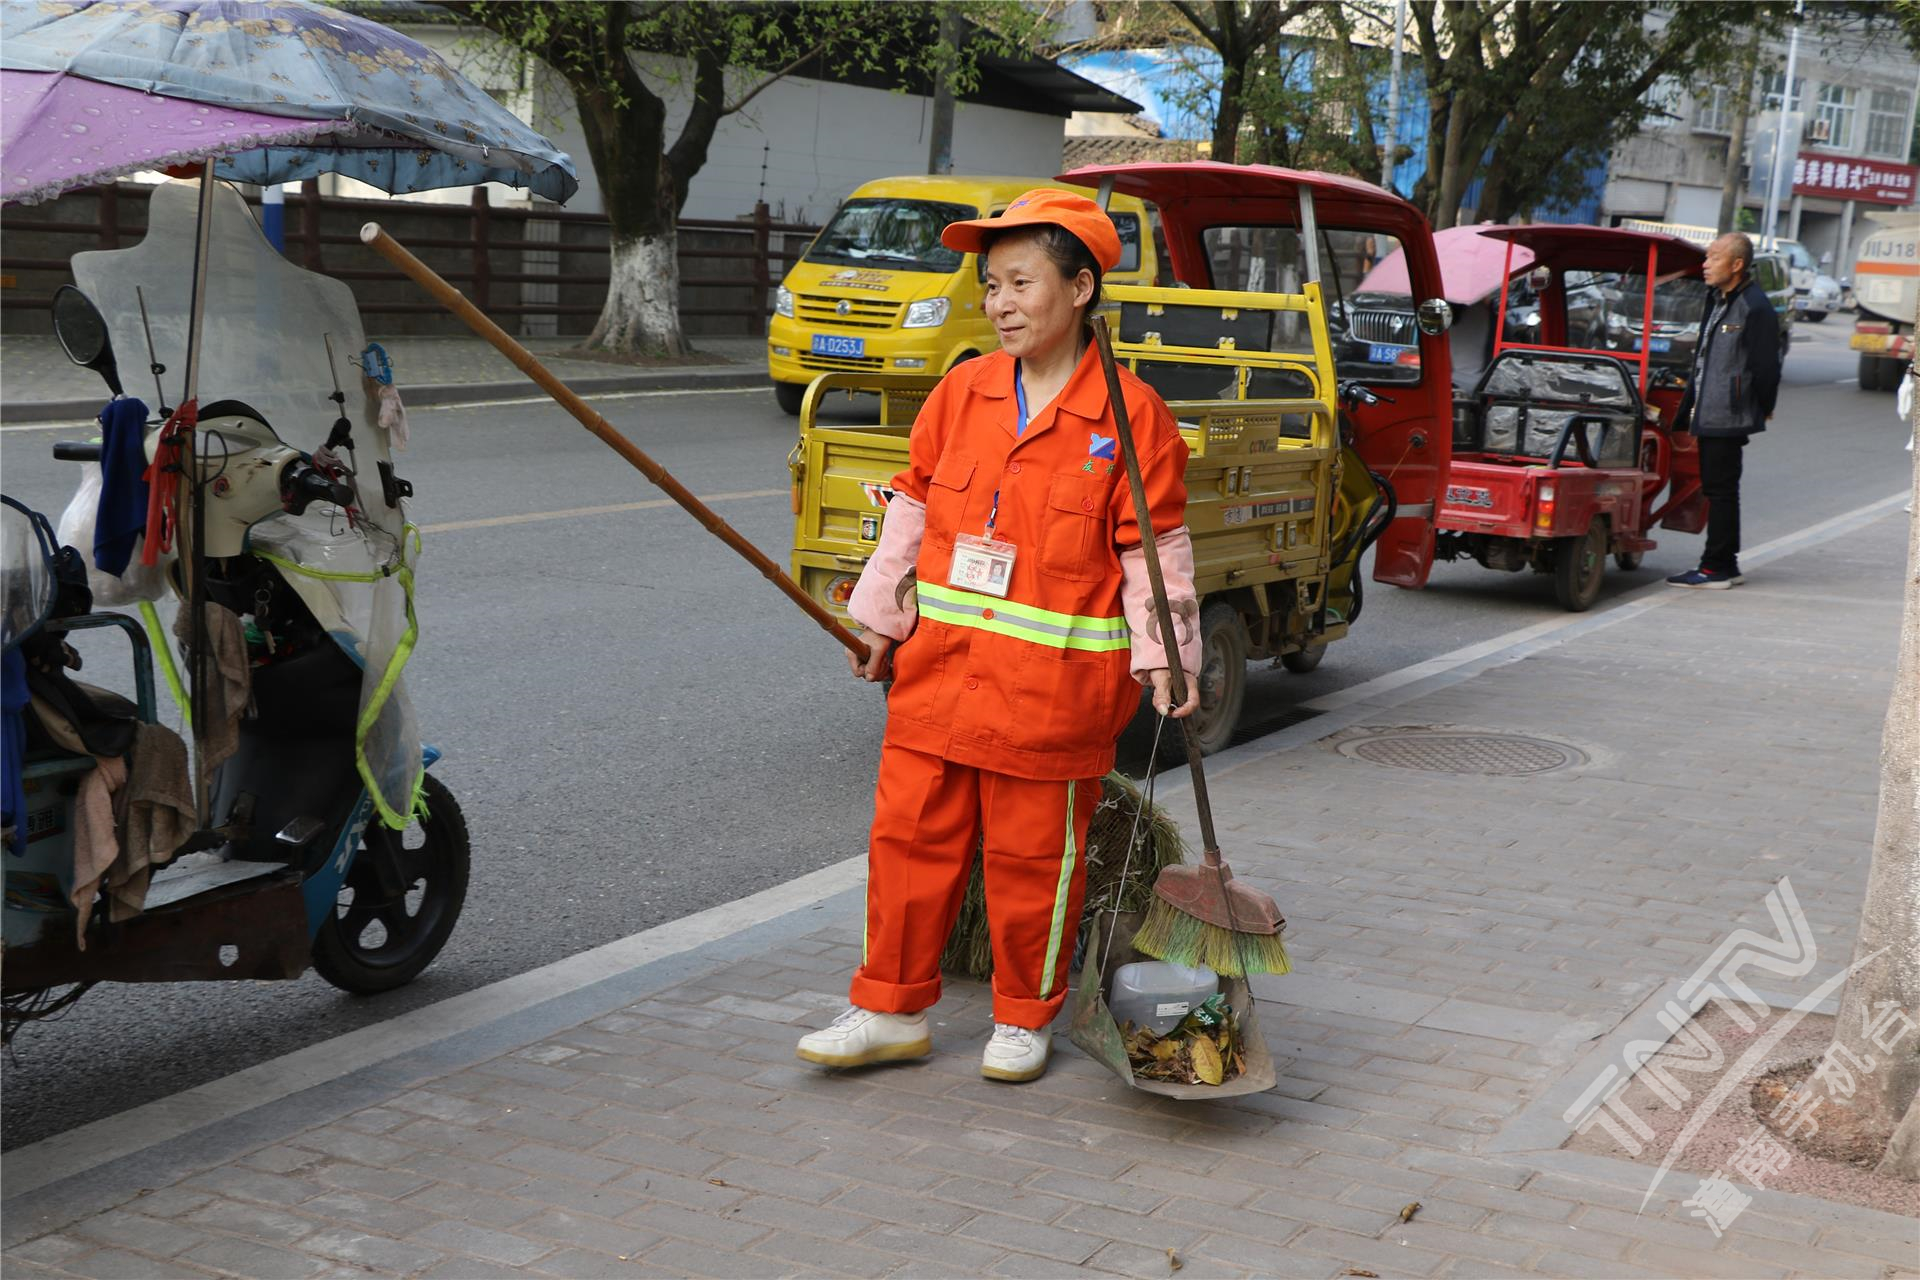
1666, 567, 1743, 589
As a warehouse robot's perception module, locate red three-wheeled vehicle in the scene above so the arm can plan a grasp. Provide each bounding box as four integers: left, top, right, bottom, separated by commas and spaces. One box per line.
1430, 226, 1712, 609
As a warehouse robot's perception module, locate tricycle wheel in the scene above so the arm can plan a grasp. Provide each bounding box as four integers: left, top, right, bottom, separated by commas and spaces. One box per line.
1280, 644, 1325, 674
1553, 522, 1607, 612
312, 774, 470, 995
1175, 602, 1247, 758
1614, 550, 1644, 571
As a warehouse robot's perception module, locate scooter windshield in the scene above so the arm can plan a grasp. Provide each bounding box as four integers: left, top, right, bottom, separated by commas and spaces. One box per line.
70, 180, 422, 829
71, 180, 397, 489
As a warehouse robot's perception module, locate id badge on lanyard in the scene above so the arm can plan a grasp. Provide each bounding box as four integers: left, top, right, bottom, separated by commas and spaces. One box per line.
947, 364, 1028, 599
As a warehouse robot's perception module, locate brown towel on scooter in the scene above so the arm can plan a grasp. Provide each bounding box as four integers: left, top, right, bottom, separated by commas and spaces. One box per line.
116, 721, 195, 917
174, 603, 252, 794
31, 699, 195, 945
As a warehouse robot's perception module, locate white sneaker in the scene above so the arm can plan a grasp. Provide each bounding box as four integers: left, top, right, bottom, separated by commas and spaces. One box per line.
981, 1023, 1051, 1082
796, 1006, 930, 1068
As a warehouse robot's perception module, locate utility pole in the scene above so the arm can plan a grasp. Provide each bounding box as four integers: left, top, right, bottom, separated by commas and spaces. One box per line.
1717, 31, 1760, 235
1762, 0, 1804, 245
926, 7, 959, 175
1381, 0, 1406, 190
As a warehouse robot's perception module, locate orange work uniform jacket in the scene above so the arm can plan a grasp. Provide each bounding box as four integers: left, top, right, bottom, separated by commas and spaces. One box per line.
881, 343, 1189, 780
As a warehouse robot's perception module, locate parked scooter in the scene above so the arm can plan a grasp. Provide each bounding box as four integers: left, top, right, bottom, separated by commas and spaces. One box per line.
1, 181, 467, 1039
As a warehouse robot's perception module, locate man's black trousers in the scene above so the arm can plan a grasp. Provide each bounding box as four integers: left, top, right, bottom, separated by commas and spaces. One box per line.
1697, 434, 1748, 575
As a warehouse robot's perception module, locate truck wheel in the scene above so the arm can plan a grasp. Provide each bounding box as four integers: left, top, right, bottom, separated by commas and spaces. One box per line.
1552, 522, 1607, 612
312, 774, 470, 995
1280, 644, 1325, 674
1859, 354, 1887, 392
1182, 602, 1248, 757
774, 382, 805, 416
1803, 311, 1826, 323
1615, 550, 1644, 571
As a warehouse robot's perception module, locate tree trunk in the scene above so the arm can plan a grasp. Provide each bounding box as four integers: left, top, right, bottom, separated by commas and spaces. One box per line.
1214, 59, 1246, 164
574, 77, 688, 357
1825, 368, 1920, 1174
1717, 35, 1761, 235
1884, 1091, 1920, 1179
592, 226, 685, 354
1434, 79, 1470, 230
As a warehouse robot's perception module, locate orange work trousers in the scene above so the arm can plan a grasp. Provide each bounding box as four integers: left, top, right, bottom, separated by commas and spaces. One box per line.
850, 742, 1102, 1029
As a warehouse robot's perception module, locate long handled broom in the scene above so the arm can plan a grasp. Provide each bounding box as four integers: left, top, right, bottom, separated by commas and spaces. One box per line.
1088, 316, 1290, 980
357, 223, 872, 668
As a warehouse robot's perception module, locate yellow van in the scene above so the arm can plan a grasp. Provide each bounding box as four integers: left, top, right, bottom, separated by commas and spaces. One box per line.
768, 175, 1158, 414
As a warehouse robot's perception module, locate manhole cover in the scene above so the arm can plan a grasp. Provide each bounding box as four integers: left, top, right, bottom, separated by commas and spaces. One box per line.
1334, 730, 1587, 776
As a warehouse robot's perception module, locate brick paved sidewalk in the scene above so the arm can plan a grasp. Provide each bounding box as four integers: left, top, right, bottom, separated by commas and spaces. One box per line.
4, 508, 1916, 1279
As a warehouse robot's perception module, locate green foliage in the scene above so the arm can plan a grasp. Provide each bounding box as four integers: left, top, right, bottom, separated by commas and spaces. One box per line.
1399, 1, 1796, 227
459, 0, 1037, 114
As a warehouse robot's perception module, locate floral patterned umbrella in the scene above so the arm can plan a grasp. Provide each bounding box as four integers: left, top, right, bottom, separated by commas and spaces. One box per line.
1, 0, 576, 203
1, 69, 357, 206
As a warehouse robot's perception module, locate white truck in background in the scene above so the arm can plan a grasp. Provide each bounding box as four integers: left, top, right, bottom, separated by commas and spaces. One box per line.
1851, 211, 1919, 392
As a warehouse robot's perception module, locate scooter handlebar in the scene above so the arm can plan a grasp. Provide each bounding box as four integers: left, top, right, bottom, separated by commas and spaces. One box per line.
52, 441, 104, 462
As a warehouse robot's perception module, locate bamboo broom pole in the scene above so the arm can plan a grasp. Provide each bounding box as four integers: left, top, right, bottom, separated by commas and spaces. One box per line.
358, 222, 869, 662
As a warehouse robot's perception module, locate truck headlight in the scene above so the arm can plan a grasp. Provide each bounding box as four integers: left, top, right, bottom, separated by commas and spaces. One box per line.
902, 297, 950, 329
775, 285, 794, 319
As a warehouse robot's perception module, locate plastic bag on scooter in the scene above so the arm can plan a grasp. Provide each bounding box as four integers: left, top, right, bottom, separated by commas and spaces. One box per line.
54, 463, 169, 606
247, 512, 422, 830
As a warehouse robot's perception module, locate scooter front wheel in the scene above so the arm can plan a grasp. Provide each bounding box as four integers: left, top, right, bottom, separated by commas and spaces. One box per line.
313, 774, 470, 995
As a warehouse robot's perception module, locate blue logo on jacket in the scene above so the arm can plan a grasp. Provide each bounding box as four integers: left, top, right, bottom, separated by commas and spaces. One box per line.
1088, 432, 1117, 460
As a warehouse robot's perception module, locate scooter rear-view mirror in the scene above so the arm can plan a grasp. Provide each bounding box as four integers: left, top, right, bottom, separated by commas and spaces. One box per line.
1416, 298, 1454, 336
50, 284, 123, 398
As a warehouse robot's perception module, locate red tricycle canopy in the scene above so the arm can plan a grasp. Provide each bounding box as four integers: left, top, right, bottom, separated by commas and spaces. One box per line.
1481, 225, 1706, 278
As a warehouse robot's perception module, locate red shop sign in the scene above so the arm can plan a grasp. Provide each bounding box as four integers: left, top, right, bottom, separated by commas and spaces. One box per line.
1791, 152, 1919, 204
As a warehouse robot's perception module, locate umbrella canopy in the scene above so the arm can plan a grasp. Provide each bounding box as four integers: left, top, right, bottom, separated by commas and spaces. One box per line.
1359, 225, 1536, 304
1, 0, 576, 203
2, 69, 357, 205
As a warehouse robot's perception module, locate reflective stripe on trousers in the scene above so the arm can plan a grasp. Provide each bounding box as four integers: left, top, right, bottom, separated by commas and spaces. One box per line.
851, 743, 1100, 1029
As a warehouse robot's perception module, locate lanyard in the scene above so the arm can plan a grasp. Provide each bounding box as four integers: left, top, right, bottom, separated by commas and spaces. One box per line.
985, 365, 1031, 538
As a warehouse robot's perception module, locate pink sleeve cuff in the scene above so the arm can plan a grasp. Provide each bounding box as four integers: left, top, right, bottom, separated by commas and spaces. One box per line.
847, 494, 926, 642
1122, 525, 1201, 679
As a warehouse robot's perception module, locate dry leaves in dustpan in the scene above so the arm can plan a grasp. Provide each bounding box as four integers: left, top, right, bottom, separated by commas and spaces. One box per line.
1122, 994, 1247, 1087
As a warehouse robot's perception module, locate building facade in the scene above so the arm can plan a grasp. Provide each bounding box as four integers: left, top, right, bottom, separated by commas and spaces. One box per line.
1601, 14, 1919, 275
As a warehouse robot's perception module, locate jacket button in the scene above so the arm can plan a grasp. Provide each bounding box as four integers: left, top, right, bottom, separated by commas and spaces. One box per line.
1081, 498, 1095, 511
1009, 462, 1022, 475
981, 608, 995, 620
965, 677, 980, 690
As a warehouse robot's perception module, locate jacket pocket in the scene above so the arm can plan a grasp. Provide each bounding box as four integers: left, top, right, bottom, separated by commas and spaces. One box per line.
926, 453, 975, 540
1038, 471, 1110, 581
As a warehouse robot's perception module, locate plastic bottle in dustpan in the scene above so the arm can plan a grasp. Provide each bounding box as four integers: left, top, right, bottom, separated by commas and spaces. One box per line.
1110, 961, 1217, 1035
1071, 910, 1278, 1100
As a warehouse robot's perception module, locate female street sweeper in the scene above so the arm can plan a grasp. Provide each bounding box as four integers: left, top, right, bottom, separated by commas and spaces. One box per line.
795, 189, 1202, 1083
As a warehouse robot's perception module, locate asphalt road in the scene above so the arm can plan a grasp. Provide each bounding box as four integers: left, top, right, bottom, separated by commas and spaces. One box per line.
0, 316, 1906, 1149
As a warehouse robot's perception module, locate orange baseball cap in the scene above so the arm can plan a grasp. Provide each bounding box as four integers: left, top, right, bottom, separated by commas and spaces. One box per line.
940, 188, 1123, 273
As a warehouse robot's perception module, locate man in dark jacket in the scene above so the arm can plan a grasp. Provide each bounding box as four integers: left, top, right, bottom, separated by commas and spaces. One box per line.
1669, 232, 1781, 588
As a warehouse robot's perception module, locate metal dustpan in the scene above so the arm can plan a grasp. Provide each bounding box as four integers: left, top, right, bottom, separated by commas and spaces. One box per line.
1070, 910, 1277, 1100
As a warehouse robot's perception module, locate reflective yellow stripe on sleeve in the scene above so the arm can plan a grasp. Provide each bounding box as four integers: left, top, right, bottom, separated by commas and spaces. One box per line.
916, 581, 1129, 652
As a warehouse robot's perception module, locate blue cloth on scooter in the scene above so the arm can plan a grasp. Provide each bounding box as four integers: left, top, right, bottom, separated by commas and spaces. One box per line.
3, 646, 27, 844
93, 397, 149, 577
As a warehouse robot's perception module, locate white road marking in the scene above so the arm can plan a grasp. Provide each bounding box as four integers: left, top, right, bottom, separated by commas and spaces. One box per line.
421, 488, 785, 534
413, 384, 764, 413
0, 384, 766, 432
